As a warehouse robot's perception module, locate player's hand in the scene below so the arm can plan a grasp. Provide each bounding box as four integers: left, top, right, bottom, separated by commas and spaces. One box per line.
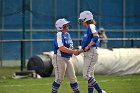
73, 50, 81, 56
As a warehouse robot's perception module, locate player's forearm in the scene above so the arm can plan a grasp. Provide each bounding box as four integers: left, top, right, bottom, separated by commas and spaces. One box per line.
87, 33, 99, 47
87, 41, 95, 47
59, 46, 75, 54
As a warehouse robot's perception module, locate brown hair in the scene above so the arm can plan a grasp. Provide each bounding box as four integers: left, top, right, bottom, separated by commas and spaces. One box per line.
86, 19, 96, 25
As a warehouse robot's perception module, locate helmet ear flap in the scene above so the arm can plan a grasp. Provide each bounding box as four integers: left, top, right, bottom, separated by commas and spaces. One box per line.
78, 18, 86, 25
59, 27, 63, 30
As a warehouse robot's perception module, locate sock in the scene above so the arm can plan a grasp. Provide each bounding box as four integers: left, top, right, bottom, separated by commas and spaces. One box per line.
52, 81, 60, 93
88, 77, 102, 93
88, 77, 94, 93
92, 81, 102, 93
88, 86, 94, 93
70, 82, 80, 93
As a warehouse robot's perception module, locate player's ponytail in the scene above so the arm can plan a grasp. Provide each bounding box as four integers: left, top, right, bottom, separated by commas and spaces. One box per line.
86, 19, 96, 25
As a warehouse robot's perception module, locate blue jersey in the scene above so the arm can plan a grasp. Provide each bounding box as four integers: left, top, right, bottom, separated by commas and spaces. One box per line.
54, 31, 73, 58
82, 24, 100, 49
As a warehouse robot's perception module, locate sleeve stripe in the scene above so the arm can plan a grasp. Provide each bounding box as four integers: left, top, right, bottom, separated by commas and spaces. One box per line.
57, 32, 63, 47
90, 24, 97, 33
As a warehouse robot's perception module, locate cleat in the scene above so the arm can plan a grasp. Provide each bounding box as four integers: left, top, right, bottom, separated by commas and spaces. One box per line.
102, 90, 107, 93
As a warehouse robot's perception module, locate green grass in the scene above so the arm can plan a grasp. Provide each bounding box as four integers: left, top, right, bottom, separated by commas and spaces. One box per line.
0, 67, 140, 93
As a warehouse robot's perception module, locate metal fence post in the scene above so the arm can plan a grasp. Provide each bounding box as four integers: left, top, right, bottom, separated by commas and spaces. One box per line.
21, 0, 26, 71
123, 0, 126, 47
0, 0, 5, 67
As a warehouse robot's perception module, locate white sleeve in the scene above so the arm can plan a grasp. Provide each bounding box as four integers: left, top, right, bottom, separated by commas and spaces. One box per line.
57, 32, 63, 47
90, 24, 97, 34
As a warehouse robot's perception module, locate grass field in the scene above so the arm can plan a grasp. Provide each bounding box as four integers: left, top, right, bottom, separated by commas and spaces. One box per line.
0, 67, 140, 93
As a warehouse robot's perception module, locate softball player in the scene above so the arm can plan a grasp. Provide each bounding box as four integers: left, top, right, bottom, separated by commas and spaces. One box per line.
52, 18, 80, 93
78, 11, 106, 93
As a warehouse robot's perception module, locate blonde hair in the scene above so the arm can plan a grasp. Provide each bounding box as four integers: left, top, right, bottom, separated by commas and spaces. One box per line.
86, 19, 96, 25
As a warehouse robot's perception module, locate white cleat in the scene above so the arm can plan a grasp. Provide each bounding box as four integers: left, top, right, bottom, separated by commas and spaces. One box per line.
102, 90, 107, 93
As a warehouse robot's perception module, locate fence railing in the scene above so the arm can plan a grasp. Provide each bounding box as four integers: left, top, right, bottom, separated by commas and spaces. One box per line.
0, 38, 140, 68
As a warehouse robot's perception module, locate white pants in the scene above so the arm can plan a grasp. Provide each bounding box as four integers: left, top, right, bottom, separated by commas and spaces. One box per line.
83, 48, 99, 80
52, 54, 77, 83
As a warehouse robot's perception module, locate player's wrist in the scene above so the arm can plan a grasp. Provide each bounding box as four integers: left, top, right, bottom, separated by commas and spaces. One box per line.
87, 45, 90, 48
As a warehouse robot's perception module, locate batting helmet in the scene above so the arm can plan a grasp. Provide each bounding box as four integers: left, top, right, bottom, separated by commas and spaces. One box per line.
55, 18, 70, 30
79, 11, 93, 23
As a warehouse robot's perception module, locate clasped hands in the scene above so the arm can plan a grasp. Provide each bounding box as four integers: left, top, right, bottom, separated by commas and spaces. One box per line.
73, 49, 82, 56
73, 46, 90, 56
